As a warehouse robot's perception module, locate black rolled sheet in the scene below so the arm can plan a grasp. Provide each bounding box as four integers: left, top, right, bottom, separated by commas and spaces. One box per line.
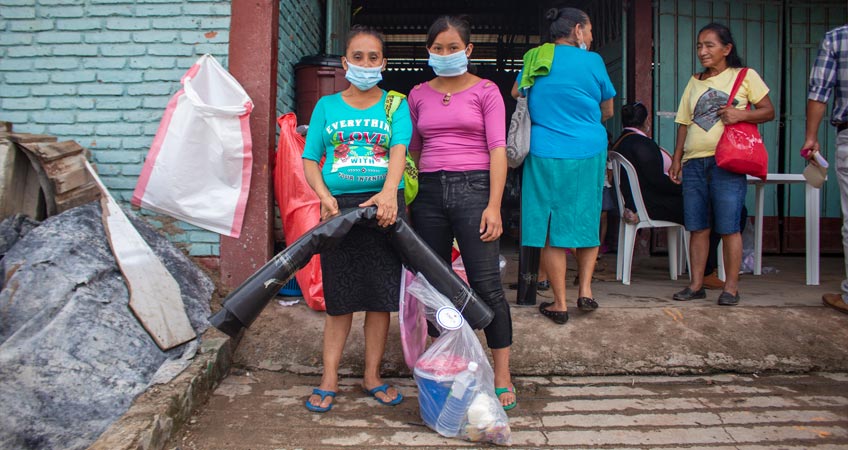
209, 207, 495, 337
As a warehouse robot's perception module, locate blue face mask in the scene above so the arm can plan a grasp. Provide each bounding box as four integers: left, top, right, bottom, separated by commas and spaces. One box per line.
345, 61, 383, 91
428, 49, 469, 77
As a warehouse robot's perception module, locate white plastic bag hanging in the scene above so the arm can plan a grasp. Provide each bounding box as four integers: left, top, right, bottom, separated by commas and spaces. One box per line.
408, 274, 511, 446
132, 54, 253, 238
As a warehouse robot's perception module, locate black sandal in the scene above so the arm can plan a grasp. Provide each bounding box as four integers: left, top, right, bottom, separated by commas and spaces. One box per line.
539, 301, 569, 325
577, 297, 599, 311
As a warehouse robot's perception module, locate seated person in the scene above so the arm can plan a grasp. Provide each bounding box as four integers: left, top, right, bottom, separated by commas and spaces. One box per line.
612, 102, 682, 224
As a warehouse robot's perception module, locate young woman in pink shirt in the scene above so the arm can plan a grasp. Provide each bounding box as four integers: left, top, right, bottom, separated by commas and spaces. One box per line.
407, 16, 515, 410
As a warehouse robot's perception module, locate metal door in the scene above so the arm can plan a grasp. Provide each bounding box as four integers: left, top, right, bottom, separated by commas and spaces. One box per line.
783, 1, 846, 252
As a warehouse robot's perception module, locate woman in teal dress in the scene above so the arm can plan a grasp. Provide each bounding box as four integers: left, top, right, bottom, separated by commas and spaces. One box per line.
520, 8, 616, 325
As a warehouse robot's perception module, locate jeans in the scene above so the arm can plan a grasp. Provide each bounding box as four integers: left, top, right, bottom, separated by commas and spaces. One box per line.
836, 129, 848, 299
411, 170, 512, 349
682, 156, 747, 234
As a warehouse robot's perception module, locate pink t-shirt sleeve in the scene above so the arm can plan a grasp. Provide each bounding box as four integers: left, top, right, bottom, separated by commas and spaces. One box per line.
480, 82, 506, 150
408, 87, 423, 153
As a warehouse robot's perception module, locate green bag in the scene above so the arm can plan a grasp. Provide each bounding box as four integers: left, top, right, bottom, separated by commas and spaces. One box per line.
384, 90, 418, 205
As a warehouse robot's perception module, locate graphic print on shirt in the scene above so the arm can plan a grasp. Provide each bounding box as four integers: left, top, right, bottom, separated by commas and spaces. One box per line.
325, 118, 391, 183
692, 87, 739, 131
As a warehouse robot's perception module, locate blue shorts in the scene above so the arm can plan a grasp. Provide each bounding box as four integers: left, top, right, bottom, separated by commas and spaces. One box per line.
681, 156, 747, 235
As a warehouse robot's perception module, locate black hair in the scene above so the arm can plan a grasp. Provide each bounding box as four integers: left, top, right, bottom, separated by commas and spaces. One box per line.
545, 7, 589, 42
345, 24, 385, 55
621, 102, 649, 128
698, 22, 744, 68
426, 15, 472, 48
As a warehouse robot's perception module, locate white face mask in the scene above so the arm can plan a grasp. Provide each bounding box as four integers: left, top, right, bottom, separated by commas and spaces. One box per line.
344, 61, 383, 91
427, 49, 469, 77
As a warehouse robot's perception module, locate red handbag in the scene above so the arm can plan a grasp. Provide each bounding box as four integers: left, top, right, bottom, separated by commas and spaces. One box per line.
715, 67, 768, 180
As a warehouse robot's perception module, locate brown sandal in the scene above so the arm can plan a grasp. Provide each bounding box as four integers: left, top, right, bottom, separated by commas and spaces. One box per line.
539, 302, 569, 325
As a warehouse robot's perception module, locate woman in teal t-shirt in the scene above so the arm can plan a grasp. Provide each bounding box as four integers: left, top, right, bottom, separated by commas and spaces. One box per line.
302, 26, 412, 413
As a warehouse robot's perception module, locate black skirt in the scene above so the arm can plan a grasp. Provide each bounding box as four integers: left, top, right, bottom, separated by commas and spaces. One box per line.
320, 191, 406, 316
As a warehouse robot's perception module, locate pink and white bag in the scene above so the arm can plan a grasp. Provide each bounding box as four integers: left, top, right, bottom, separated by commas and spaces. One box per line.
132, 54, 253, 238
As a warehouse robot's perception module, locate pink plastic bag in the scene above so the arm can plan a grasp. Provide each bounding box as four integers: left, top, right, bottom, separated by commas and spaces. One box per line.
274, 113, 325, 311
132, 54, 253, 237
399, 270, 427, 370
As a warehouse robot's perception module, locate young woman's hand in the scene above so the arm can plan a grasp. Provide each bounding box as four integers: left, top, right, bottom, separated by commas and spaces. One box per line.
319, 195, 340, 221
360, 189, 398, 228
479, 206, 503, 242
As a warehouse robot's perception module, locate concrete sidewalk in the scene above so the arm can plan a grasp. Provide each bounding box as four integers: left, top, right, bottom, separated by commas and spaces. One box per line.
234, 245, 848, 377
173, 371, 848, 449
99, 245, 848, 449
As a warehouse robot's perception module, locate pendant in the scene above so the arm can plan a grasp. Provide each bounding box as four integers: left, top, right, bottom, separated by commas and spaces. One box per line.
442, 93, 451, 105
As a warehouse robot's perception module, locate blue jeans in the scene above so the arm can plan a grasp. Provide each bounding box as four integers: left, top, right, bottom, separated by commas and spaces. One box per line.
682, 156, 747, 234
411, 170, 512, 349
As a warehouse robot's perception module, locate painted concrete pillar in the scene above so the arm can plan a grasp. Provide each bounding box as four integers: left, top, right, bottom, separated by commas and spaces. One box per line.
220, 0, 280, 290
629, 0, 653, 127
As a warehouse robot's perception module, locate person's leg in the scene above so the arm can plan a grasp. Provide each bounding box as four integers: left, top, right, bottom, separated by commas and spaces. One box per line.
705, 229, 721, 276
688, 229, 710, 290
538, 247, 549, 285
599, 209, 609, 253
681, 157, 712, 293
361, 311, 399, 403
829, 129, 848, 309
448, 172, 514, 404
575, 246, 599, 299
710, 159, 748, 302
491, 347, 514, 407
307, 314, 353, 409
542, 244, 568, 311
720, 232, 742, 295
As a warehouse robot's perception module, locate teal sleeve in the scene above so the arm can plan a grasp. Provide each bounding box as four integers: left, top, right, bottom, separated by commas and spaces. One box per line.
388, 98, 412, 149
302, 98, 326, 161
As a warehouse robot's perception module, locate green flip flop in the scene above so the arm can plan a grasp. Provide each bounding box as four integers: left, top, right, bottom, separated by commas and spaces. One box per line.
495, 385, 517, 411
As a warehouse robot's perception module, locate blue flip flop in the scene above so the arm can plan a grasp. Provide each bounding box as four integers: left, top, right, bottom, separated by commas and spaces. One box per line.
305, 388, 336, 413
363, 383, 403, 406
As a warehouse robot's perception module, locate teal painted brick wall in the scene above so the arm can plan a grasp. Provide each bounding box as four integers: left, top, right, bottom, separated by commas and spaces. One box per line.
0, 0, 231, 256
276, 0, 322, 120
274, 0, 323, 243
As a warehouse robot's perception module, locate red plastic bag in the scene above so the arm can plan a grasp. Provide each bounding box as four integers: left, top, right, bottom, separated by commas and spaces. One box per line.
274, 113, 325, 311
715, 68, 768, 180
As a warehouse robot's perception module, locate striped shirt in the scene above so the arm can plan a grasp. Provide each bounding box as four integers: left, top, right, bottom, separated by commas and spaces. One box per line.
808, 24, 848, 126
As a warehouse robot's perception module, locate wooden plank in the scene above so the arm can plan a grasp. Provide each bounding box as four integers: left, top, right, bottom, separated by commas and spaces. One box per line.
20, 141, 84, 163
54, 182, 101, 212
50, 164, 89, 195
85, 160, 195, 351
0, 132, 58, 144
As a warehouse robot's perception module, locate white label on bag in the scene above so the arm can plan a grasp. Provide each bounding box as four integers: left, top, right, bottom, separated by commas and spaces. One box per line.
435, 306, 464, 330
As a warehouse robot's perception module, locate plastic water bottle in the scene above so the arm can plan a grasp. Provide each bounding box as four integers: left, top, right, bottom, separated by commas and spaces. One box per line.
435, 361, 479, 437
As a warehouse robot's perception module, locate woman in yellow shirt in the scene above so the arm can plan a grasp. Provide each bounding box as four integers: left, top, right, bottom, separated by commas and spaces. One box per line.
668, 22, 774, 306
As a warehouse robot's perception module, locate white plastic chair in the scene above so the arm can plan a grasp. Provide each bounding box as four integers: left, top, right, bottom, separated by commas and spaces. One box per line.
609, 151, 689, 285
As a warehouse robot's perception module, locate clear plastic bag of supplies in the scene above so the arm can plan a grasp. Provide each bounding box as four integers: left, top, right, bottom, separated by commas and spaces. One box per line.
408, 274, 511, 446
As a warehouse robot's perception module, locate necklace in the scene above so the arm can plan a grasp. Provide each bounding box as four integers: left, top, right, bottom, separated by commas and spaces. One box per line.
442, 92, 451, 105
